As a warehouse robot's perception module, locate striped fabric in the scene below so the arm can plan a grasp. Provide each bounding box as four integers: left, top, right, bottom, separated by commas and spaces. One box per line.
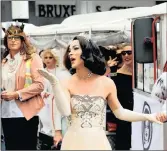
24, 55, 34, 88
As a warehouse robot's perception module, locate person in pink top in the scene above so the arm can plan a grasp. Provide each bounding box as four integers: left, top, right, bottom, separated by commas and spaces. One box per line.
1, 23, 44, 150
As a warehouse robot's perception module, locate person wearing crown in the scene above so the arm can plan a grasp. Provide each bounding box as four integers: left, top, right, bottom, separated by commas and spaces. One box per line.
1, 23, 45, 150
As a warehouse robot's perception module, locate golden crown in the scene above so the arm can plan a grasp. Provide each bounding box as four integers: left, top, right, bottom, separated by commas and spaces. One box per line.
2, 23, 24, 36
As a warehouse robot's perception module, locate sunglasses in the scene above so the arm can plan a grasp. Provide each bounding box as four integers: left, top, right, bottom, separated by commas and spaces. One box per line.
121, 50, 132, 56
7, 36, 21, 41
44, 56, 53, 59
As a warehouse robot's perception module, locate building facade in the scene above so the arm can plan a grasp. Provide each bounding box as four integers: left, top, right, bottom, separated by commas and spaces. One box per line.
1, 0, 167, 26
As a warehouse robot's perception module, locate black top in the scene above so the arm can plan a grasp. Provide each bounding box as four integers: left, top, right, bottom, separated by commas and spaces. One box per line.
113, 73, 133, 109
107, 73, 133, 115
106, 73, 134, 149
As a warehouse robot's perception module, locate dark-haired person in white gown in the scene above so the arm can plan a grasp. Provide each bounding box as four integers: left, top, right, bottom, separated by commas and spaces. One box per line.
38, 36, 166, 150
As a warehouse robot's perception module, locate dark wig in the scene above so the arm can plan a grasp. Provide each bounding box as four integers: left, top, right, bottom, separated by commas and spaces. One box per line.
64, 36, 106, 75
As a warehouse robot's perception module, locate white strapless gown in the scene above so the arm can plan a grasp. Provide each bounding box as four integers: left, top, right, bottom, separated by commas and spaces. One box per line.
61, 95, 112, 150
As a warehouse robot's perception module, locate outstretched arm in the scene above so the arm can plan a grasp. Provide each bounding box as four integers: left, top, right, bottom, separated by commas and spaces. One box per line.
38, 69, 71, 116
106, 78, 163, 124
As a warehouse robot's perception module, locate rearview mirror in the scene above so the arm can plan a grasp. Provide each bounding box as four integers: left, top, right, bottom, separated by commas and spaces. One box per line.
133, 18, 157, 63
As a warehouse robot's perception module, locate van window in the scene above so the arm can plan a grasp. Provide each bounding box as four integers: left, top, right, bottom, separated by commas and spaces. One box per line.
135, 23, 162, 93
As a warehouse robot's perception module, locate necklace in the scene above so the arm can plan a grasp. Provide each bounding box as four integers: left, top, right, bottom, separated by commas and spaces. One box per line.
77, 72, 93, 80
8, 58, 19, 73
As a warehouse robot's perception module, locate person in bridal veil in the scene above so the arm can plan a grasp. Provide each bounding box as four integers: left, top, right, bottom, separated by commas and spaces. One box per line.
37, 35, 166, 150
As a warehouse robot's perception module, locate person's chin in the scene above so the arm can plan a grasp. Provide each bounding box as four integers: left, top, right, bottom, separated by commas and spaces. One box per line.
11, 47, 20, 51
125, 61, 132, 66
71, 64, 77, 69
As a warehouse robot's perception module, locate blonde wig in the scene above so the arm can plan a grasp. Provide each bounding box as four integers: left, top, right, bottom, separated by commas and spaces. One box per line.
41, 49, 59, 67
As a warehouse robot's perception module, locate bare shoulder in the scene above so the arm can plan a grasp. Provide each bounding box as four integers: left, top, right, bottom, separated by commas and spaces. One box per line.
100, 75, 115, 87
98, 76, 116, 97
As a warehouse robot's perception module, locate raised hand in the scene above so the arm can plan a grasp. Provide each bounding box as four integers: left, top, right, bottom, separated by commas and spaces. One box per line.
38, 68, 71, 116
107, 56, 118, 67
37, 68, 59, 85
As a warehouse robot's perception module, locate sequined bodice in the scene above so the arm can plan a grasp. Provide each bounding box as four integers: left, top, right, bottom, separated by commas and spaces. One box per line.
69, 95, 106, 129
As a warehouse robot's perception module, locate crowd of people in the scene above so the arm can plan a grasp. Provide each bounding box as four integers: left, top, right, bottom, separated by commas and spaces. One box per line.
1, 23, 167, 150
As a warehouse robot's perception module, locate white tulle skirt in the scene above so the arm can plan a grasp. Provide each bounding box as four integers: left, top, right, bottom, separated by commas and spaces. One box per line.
61, 126, 112, 150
